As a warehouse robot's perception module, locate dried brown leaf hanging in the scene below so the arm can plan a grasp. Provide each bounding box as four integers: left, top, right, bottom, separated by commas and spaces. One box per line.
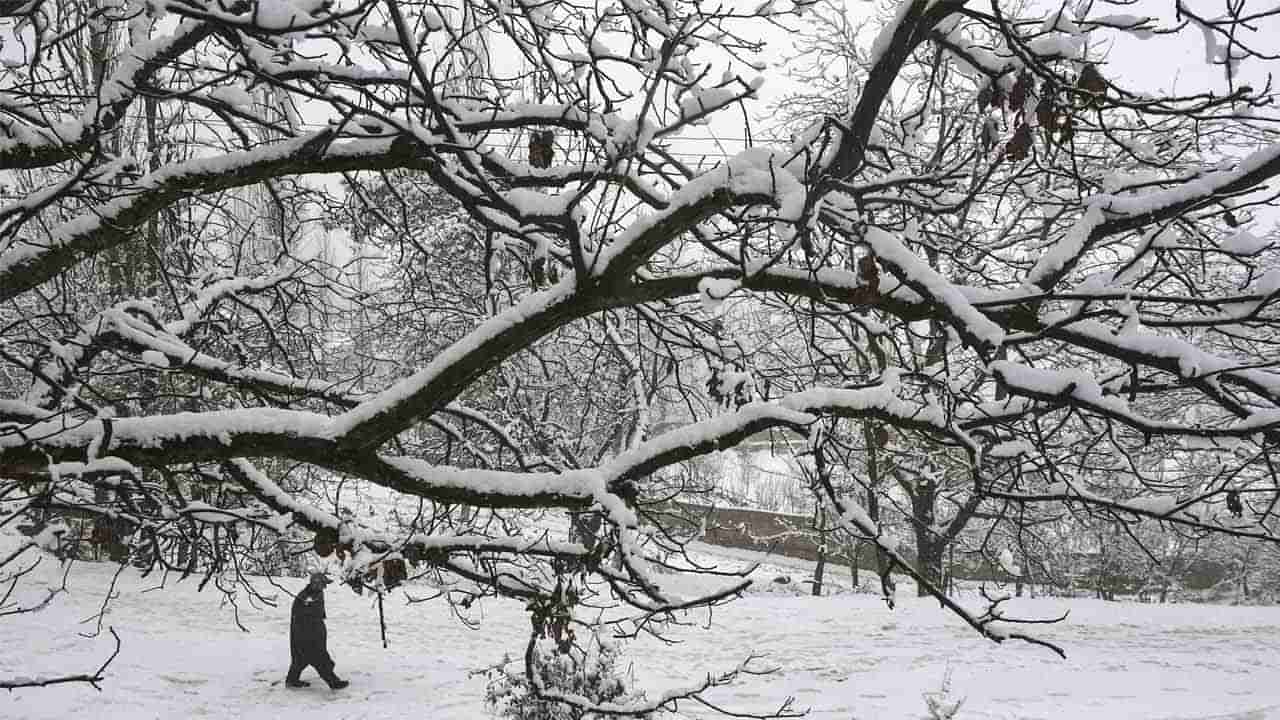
529, 129, 554, 168
1004, 121, 1032, 162
1076, 64, 1106, 108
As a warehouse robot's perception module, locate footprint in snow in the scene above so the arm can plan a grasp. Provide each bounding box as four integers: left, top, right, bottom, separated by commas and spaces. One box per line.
160, 674, 208, 686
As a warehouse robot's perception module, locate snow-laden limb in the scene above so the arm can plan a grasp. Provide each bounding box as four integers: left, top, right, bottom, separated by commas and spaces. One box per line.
984, 485, 1280, 543
0, 133, 436, 302
932, 13, 1021, 78
224, 459, 587, 597
22, 268, 325, 410
328, 157, 815, 451
1115, 495, 1182, 518
864, 227, 1006, 354
0, 398, 50, 425
102, 303, 365, 407
224, 458, 336, 530
987, 360, 1280, 440
1026, 318, 1280, 424
592, 147, 806, 279
604, 402, 816, 486
0, 407, 329, 470
325, 280, 582, 449
1, 410, 603, 511
25, 289, 539, 470
660, 264, 924, 316
375, 456, 605, 509
325, 381, 966, 601
0, 380, 956, 512
1027, 142, 1280, 291
46, 456, 141, 482
606, 377, 973, 489
0, 20, 213, 171
167, 268, 309, 336
1024, 205, 1106, 292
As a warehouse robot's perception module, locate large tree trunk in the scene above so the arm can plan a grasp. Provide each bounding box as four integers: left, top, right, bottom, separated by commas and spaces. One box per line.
848, 540, 860, 588
812, 549, 826, 596
865, 479, 896, 599
909, 478, 943, 597
916, 539, 945, 597
811, 507, 827, 596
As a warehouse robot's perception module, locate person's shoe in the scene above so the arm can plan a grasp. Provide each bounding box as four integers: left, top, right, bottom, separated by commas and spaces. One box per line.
329, 679, 349, 690
285, 680, 310, 688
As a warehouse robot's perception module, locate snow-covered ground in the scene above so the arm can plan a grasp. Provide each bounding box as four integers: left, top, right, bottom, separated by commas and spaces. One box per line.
3, 544, 1280, 720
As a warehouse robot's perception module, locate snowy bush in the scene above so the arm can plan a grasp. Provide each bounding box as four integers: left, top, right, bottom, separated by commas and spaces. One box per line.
483, 633, 647, 720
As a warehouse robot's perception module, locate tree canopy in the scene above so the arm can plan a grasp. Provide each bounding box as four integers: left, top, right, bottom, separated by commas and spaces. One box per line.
2, 0, 1279, 712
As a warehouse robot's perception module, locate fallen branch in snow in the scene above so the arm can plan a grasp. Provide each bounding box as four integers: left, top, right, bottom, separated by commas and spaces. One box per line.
0, 626, 121, 692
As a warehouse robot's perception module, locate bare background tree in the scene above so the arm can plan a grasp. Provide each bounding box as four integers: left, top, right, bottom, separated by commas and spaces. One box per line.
2, 0, 1279, 713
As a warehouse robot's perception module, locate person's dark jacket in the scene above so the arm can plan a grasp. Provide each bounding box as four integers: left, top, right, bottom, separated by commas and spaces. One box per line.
290, 585, 332, 668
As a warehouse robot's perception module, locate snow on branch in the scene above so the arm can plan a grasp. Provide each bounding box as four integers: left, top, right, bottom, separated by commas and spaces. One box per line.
1027, 143, 1280, 291
987, 360, 1280, 441
225, 459, 582, 600
1032, 319, 1280, 421
0, 399, 50, 425
0, 20, 213, 170
326, 153, 821, 451
0, 133, 434, 302
325, 281, 583, 449
981, 484, 1280, 545
593, 148, 808, 279
864, 227, 1005, 354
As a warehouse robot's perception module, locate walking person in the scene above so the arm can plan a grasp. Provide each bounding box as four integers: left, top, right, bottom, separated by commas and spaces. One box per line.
286, 572, 349, 689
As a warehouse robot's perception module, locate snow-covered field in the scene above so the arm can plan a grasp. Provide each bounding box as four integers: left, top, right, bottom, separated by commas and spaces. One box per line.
3, 545, 1280, 720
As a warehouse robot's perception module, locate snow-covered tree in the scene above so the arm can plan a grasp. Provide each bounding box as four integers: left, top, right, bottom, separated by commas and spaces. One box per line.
769, 0, 1280, 599
2, 0, 1280, 710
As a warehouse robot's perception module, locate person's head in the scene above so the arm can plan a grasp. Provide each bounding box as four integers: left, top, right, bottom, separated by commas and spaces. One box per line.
308, 572, 332, 590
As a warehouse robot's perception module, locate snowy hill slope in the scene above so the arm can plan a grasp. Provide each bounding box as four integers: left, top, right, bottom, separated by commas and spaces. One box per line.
3, 541, 1280, 720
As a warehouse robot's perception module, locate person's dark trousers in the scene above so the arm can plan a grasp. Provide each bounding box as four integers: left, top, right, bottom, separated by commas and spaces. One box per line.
287, 653, 341, 687
288, 645, 340, 681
